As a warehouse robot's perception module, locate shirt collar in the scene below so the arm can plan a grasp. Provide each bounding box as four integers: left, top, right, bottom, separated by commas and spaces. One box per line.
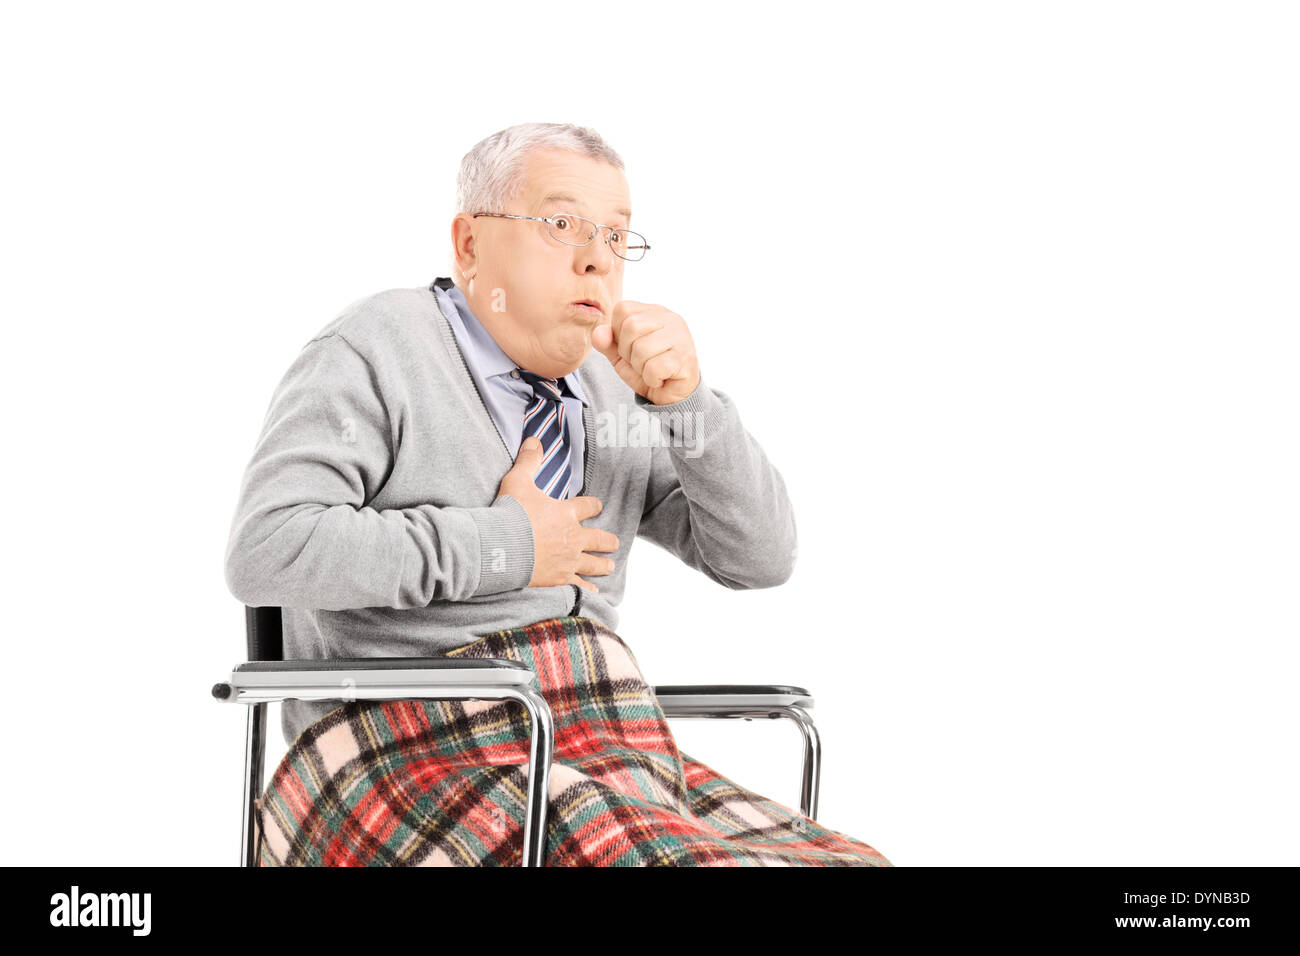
436, 281, 589, 407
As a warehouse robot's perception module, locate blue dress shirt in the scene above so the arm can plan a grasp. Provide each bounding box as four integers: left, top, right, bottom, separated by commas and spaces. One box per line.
432, 281, 589, 499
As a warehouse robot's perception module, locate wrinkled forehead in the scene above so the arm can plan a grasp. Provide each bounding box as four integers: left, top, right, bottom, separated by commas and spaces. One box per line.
516, 148, 633, 224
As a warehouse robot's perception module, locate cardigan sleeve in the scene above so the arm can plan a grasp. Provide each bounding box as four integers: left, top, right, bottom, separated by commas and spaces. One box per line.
634, 376, 797, 589
223, 332, 535, 610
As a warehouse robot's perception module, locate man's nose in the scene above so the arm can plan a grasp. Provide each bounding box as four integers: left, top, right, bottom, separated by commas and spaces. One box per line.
575, 233, 615, 275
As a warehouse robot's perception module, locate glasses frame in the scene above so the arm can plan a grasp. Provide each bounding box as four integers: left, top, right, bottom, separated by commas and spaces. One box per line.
472, 212, 651, 261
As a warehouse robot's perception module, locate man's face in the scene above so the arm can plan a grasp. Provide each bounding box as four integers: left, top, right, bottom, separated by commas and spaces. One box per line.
455, 148, 632, 379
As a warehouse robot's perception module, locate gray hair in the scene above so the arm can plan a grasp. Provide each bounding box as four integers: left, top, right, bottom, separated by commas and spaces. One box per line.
456, 122, 624, 215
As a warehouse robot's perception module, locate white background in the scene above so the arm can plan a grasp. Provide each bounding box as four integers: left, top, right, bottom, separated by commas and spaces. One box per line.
1, 1, 1295, 866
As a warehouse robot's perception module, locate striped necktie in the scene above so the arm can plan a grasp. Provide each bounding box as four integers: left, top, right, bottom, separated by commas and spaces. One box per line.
517, 369, 573, 499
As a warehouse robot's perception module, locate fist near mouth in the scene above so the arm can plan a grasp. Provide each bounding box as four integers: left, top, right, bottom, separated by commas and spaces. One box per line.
591, 301, 701, 406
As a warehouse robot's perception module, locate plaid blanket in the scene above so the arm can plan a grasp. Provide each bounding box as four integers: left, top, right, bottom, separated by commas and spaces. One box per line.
256, 616, 892, 866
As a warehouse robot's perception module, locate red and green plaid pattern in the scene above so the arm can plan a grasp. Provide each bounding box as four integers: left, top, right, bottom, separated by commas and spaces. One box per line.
256, 615, 893, 866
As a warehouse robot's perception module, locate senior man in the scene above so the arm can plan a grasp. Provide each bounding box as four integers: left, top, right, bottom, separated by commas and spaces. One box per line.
224, 123, 890, 866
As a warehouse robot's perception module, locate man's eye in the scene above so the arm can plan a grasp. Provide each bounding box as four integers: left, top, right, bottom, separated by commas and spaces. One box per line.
553, 217, 570, 230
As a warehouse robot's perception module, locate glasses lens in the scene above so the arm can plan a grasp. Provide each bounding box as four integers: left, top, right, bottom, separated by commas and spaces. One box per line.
547, 214, 595, 245
608, 227, 649, 261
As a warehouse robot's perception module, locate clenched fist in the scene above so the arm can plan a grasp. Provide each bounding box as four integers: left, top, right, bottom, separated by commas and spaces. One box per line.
496, 436, 621, 593
591, 301, 701, 405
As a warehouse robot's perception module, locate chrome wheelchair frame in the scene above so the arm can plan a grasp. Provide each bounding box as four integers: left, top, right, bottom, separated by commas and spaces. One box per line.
213, 606, 821, 867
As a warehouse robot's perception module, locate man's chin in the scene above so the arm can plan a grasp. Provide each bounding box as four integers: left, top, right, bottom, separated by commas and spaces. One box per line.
552, 329, 596, 370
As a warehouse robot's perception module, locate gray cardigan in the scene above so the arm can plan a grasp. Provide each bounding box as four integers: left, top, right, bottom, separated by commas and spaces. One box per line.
223, 282, 798, 744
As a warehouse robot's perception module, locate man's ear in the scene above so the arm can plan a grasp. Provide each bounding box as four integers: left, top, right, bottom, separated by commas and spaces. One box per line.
451, 213, 478, 279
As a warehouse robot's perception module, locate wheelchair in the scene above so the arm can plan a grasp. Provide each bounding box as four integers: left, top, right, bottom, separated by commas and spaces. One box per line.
213, 606, 823, 867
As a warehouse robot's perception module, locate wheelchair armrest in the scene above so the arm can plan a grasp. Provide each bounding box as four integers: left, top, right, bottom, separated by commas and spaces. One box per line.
220, 655, 557, 868
212, 656, 536, 705
652, 684, 814, 714
653, 685, 822, 821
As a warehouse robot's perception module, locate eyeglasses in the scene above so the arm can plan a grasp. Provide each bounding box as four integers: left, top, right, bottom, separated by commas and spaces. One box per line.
472, 212, 651, 262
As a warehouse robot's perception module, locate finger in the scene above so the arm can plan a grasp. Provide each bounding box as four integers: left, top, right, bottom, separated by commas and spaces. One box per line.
590, 322, 619, 365
582, 528, 621, 553
627, 326, 676, 376
617, 313, 666, 367
610, 300, 650, 343
569, 573, 599, 594
577, 552, 616, 577
642, 350, 685, 389
514, 435, 545, 477
591, 318, 646, 393
569, 495, 604, 521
